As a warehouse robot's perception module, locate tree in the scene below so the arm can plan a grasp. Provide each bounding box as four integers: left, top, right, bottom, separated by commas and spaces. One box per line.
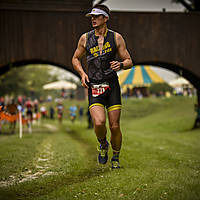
0, 67, 26, 96
0, 64, 59, 98
149, 83, 173, 96
172, 0, 200, 11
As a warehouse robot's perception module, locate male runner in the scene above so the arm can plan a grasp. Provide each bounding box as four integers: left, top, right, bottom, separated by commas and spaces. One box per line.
72, 4, 133, 168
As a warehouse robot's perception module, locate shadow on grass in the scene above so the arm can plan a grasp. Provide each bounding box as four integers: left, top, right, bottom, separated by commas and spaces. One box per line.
0, 131, 16, 135
174, 126, 200, 133
65, 126, 96, 159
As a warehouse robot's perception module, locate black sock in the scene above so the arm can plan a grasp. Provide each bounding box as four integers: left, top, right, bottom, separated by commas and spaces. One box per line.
98, 137, 107, 148
112, 151, 120, 160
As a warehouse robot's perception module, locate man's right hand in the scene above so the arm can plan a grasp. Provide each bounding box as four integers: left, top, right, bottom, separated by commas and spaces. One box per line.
81, 73, 89, 88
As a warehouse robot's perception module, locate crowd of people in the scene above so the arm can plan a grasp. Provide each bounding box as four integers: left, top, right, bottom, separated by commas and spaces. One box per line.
0, 95, 93, 134
121, 86, 196, 99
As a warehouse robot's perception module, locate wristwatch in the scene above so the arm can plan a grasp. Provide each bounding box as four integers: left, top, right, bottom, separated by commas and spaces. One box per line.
120, 62, 124, 70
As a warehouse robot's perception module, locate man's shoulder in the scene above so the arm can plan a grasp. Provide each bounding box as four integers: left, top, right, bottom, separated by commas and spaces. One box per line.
108, 29, 122, 39
108, 29, 115, 33
108, 29, 119, 34
87, 30, 95, 34
85, 30, 95, 38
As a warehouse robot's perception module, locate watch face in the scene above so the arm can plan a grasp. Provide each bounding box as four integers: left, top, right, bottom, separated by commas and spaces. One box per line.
120, 62, 124, 69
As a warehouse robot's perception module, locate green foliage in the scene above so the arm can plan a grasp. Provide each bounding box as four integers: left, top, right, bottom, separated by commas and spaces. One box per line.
149, 83, 173, 95
0, 67, 25, 96
0, 65, 59, 98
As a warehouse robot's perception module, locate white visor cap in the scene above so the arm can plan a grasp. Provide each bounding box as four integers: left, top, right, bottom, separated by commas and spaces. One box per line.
86, 8, 109, 19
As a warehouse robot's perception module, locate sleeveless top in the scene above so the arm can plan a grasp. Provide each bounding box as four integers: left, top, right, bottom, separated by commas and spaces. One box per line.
86, 29, 118, 83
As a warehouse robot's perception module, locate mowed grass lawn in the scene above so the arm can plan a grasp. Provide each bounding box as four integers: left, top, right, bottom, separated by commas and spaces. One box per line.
0, 96, 200, 200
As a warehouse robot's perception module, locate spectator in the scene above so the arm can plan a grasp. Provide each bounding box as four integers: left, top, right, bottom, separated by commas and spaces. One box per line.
87, 108, 93, 129
69, 105, 77, 123
57, 103, 64, 123
79, 105, 84, 121
40, 105, 47, 119
50, 106, 55, 119
25, 98, 33, 123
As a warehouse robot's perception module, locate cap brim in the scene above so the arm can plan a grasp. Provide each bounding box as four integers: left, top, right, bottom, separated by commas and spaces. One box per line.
85, 8, 109, 18
85, 12, 103, 17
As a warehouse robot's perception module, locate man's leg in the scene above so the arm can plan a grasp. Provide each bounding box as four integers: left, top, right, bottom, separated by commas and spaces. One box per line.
108, 109, 122, 168
90, 105, 109, 164
90, 105, 107, 140
108, 109, 122, 151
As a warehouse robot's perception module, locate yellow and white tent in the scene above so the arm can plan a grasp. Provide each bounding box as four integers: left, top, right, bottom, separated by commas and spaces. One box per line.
118, 65, 164, 91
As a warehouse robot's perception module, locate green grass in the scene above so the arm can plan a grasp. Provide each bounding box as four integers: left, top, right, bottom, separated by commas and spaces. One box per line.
0, 96, 200, 200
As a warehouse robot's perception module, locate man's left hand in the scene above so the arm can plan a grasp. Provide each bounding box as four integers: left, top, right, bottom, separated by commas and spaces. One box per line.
110, 61, 121, 71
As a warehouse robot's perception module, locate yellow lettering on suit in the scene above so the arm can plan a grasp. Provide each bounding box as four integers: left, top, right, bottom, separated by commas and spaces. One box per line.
89, 42, 112, 57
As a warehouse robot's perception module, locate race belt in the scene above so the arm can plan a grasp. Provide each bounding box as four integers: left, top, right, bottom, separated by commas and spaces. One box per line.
91, 82, 110, 97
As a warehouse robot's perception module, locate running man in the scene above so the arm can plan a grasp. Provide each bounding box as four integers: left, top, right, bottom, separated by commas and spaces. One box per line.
72, 4, 133, 168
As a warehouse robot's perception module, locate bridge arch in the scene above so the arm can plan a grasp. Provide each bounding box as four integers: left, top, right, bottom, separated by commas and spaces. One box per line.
0, 59, 80, 79
1, 59, 199, 91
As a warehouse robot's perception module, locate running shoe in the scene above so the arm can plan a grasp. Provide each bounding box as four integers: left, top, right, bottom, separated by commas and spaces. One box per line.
97, 141, 109, 164
111, 157, 120, 169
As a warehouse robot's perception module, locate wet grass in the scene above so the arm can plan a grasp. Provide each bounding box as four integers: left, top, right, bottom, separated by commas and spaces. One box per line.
0, 96, 200, 200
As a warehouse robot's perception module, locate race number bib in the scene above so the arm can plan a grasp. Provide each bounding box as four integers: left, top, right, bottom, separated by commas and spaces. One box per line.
91, 83, 110, 97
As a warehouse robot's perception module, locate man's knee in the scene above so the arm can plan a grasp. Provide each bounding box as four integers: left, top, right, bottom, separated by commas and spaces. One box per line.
94, 119, 106, 129
109, 123, 120, 133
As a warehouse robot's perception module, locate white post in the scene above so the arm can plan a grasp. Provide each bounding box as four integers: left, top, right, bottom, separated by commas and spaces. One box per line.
19, 112, 23, 139
28, 123, 32, 134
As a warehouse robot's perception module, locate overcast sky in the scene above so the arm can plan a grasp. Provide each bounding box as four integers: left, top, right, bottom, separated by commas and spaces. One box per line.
93, 0, 184, 12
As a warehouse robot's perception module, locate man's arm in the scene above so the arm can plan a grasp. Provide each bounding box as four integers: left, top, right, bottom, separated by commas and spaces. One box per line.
72, 33, 89, 88
110, 32, 133, 71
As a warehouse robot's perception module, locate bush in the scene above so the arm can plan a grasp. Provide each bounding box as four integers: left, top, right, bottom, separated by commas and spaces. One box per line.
149, 83, 173, 96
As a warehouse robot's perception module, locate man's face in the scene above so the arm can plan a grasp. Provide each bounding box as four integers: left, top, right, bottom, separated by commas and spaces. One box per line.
91, 15, 108, 28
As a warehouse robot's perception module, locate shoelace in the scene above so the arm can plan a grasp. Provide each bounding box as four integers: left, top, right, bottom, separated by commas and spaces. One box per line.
112, 160, 120, 168
97, 146, 108, 157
